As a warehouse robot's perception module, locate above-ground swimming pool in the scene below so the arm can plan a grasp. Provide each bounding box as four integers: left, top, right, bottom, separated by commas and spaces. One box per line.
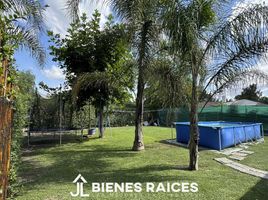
174, 121, 264, 150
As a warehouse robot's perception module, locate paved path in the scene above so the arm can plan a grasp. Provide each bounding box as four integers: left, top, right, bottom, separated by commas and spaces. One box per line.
214, 157, 268, 179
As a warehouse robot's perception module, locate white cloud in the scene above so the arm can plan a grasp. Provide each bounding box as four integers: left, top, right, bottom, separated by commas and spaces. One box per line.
78, 1, 112, 27
44, 0, 70, 36
257, 60, 268, 74
42, 65, 65, 80
44, 0, 112, 36
256, 60, 268, 95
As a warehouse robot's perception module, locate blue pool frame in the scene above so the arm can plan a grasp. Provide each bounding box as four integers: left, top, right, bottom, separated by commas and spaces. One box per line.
174, 121, 264, 150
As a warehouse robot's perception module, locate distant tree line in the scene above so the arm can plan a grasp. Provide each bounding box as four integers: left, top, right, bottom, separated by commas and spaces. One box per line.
235, 84, 268, 104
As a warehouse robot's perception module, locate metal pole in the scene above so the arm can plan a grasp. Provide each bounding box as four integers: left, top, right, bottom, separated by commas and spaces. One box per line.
244, 126, 247, 143
88, 103, 91, 130
59, 84, 62, 145
27, 121, 31, 147
233, 127, 236, 146
107, 115, 112, 137
219, 128, 222, 151
170, 124, 174, 139
261, 124, 265, 140
253, 125, 257, 141
27, 107, 33, 147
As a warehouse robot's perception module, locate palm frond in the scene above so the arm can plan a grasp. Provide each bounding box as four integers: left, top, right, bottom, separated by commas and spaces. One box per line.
202, 4, 268, 95
10, 26, 46, 65
162, 0, 216, 55
1, 0, 20, 10
22, 0, 45, 31
203, 4, 268, 62
77, 71, 110, 90
204, 36, 268, 92
72, 71, 110, 99
161, 0, 186, 53
66, 0, 80, 22
66, 0, 102, 22
200, 69, 268, 113
2, 0, 44, 31
111, 0, 157, 22
147, 57, 191, 108
1, 0, 45, 65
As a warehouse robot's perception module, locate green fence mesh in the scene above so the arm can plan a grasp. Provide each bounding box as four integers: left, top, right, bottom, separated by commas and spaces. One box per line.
157, 105, 268, 131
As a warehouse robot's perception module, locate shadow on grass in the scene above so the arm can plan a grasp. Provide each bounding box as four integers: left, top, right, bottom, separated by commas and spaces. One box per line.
21, 134, 100, 149
240, 178, 268, 200
18, 142, 191, 195
159, 140, 209, 152
18, 136, 268, 199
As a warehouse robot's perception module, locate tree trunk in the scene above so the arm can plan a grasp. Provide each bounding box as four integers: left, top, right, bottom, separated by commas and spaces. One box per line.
188, 70, 199, 170
132, 21, 152, 151
98, 106, 104, 138
132, 73, 145, 151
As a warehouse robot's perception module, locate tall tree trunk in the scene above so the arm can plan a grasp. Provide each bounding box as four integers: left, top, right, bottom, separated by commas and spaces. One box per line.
98, 106, 104, 138
189, 69, 199, 170
132, 21, 151, 151
132, 72, 145, 151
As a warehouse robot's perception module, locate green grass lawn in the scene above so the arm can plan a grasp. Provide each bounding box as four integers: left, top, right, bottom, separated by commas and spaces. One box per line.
240, 138, 268, 171
16, 127, 268, 200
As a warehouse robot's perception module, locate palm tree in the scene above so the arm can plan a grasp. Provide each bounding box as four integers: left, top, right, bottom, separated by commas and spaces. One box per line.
163, 0, 268, 170
67, 0, 160, 150
0, 0, 45, 96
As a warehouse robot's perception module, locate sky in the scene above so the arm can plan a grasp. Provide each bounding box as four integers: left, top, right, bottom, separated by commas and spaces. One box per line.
14, 0, 268, 98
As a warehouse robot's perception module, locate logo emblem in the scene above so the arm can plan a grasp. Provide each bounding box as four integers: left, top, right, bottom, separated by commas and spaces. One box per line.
70, 174, 89, 197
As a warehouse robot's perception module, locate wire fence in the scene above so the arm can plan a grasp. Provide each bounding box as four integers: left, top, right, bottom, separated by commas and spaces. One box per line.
107, 105, 268, 133
26, 129, 84, 146
157, 105, 268, 132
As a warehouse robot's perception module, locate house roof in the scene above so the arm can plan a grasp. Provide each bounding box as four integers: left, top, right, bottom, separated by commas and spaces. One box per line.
224, 99, 267, 106
199, 101, 222, 108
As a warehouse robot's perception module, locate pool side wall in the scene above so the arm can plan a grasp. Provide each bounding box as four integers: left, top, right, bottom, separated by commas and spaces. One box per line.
175, 122, 262, 150
176, 124, 221, 150
220, 124, 262, 149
